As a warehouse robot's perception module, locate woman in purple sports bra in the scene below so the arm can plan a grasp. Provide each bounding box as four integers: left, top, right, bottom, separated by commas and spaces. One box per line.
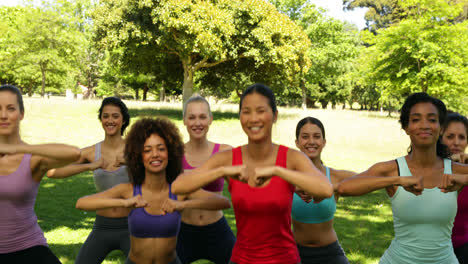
0, 85, 81, 264
177, 95, 236, 264
76, 117, 231, 264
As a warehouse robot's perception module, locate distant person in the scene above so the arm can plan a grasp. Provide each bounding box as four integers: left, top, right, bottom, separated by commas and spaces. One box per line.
76, 117, 231, 264
441, 112, 468, 263
0, 84, 81, 263
172, 83, 333, 264
338, 92, 468, 263
176, 95, 235, 264
47, 97, 131, 264
292, 117, 354, 264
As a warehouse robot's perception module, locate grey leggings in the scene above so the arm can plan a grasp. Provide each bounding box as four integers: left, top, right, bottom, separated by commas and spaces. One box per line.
75, 215, 130, 264
125, 256, 182, 264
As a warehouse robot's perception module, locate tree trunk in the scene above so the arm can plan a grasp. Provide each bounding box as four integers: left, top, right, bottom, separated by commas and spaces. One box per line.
160, 83, 165, 102
143, 83, 149, 101
40, 63, 46, 97
182, 63, 194, 106
135, 88, 139, 100
301, 79, 307, 110
28, 80, 33, 97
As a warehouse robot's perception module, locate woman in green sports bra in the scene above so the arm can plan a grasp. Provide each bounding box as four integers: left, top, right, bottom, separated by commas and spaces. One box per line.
337, 92, 468, 264
292, 117, 355, 264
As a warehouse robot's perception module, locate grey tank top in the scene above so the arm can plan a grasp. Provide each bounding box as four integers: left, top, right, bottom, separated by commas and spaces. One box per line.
93, 142, 129, 192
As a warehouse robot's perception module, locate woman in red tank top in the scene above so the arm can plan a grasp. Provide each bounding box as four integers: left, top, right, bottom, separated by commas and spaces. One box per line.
173, 84, 334, 264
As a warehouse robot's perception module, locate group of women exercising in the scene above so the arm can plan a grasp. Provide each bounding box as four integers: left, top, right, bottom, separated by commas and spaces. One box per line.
1, 83, 467, 264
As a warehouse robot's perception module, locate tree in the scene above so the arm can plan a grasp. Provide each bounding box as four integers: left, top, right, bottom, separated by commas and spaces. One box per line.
0, 3, 87, 96
343, 0, 407, 33
92, 0, 310, 105
272, 1, 361, 108
369, 0, 468, 113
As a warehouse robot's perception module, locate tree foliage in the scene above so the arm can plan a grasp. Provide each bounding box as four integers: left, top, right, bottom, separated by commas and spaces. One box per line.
92, 0, 311, 105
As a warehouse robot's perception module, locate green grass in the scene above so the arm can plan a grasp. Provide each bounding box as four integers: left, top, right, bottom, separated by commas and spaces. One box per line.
24, 97, 411, 264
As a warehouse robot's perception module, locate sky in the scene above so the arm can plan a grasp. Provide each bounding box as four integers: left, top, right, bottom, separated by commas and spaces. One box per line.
0, 0, 368, 29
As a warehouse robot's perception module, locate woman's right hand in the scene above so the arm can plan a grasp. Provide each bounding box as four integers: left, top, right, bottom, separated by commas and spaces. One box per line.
398, 176, 423, 195
123, 195, 148, 209
91, 157, 108, 170
452, 153, 468, 164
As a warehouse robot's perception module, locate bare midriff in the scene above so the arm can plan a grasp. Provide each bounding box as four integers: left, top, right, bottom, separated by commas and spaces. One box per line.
292, 219, 338, 247
128, 236, 177, 264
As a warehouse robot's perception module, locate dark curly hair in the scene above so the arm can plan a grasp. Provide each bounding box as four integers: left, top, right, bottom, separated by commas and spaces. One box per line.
399, 92, 450, 158
98, 97, 130, 135
124, 117, 184, 185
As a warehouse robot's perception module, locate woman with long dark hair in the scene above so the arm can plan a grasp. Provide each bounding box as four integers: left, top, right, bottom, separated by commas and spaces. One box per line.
441, 112, 468, 263
338, 92, 468, 263
76, 117, 231, 264
47, 97, 131, 264
172, 84, 333, 264
292, 117, 354, 263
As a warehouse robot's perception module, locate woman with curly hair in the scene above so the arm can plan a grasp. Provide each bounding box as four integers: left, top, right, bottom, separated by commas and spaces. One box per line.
47, 97, 132, 264
76, 117, 231, 264
338, 93, 468, 263
172, 84, 333, 264
441, 112, 468, 263
0, 85, 81, 263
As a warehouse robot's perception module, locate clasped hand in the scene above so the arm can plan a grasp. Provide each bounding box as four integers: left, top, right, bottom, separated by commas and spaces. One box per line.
224, 165, 277, 187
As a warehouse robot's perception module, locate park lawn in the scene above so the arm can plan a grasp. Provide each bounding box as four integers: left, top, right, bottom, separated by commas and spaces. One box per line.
25, 97, 409, 264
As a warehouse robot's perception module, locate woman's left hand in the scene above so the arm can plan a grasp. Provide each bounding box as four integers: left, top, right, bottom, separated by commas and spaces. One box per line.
162, 198, 185, 214
439, 174, 464, 193
253, 166, 277, 186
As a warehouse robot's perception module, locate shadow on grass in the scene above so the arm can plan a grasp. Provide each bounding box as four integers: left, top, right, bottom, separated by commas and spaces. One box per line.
336, 190, 394, 263
128, 108, 240, 122
36, 172, 97, 232
49, 242, 126, 264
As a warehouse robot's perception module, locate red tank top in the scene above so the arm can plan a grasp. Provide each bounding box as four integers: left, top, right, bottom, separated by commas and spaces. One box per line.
229, 145, 299, 264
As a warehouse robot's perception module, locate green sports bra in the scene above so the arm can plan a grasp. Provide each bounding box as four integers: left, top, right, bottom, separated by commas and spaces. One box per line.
291, 167, 336, 224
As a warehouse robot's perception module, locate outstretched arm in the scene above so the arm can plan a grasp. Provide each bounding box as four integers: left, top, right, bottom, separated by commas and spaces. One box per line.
172, 150, 240, 195
162, 189, 231, 214
440, 162, 468, 192
47, 146, 105, 178
76, 183, 143, 211
336, 161, 423, 197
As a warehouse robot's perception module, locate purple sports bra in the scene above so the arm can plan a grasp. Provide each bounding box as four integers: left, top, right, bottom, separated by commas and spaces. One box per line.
128, 184, 181, 238
182, 143, 224, 192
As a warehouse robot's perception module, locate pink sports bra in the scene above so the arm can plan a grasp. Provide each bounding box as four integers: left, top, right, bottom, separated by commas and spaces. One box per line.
182, 143, 224, 192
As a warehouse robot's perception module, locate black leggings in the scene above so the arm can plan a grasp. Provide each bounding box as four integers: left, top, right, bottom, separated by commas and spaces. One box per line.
0, 245, 61, 264
177, 216, 236, 264
75, 215, 130, 264
455, 241, 468, 264
297, 241, 349, 264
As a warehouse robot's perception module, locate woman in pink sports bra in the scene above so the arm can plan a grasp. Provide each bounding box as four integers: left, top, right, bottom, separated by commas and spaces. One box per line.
76, 117, 231, 264
176, 95, 235, 264
0, 85, 81, 263
441, 112, 468, 263
173, 84, 333, 264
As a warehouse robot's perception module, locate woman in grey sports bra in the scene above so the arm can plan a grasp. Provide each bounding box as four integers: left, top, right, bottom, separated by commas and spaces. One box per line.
47, 97, 131, 264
